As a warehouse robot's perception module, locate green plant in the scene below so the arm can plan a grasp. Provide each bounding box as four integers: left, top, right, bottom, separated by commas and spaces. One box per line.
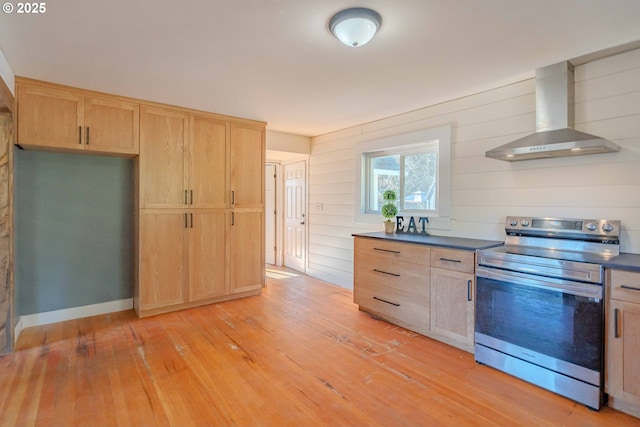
381, 190, 398, 222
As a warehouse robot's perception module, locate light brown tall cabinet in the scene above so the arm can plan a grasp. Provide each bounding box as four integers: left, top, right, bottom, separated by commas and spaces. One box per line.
13, 78, 266, 320
136, 107, 265, 317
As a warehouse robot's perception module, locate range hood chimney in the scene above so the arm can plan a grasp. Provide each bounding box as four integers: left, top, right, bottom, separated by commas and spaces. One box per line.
485, 61, 620, 161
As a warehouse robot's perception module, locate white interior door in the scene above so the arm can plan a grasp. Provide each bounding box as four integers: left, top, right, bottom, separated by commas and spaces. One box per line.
284, 161, 306, 272
265, 164, 276, 265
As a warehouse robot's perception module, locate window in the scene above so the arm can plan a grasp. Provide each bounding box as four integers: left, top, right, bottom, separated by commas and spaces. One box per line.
354, 125, 451, 229
364, 144, 438, 213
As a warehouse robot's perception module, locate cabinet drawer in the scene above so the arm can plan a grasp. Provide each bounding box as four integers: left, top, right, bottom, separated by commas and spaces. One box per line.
355, 282, 429, 332
610, 269, 640, 304
355, 259, 430, 297
430, 248, 475, 274
355, 237, 430, 266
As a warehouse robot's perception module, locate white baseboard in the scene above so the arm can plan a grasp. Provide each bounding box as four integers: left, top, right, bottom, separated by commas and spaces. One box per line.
14, 298, 133, 344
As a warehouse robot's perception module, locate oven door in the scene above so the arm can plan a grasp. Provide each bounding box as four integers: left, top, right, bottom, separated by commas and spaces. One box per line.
475, 265, 604, 385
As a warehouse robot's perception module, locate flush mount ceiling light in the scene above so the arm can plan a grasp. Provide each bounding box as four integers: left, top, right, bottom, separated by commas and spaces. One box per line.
329, 7, 382, 47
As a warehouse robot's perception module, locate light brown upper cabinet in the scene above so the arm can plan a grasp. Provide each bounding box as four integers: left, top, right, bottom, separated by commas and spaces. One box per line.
139, 108, 230, 209
16, 79, 139, 156
190, 114, 228, 208
230, 121, 265, 208
139, 106, 189, 208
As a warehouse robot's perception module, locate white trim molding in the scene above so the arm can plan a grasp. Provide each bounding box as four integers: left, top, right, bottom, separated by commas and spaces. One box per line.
14, 298, 133, 344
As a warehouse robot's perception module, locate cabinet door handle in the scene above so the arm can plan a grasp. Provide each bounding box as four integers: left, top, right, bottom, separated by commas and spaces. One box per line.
621, 285, 640, 292
78, 126, 82, 144
86, 127, 90, 145
373, 296, 400, 307
184, 213, 188, 229
190, 213, 193, 228
467, 280, 472, 302
184, 190, 188, 205
614, 308, 621, 338
373, 269, 400, 277
231, 212, 235, 226
440, 257, 462, 263
373, 247, 400, 254
231, 191, 235, 205
190, 190, 193, 205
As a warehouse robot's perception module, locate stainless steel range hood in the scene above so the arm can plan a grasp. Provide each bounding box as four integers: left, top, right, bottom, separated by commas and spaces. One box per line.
485, 61, 620, 161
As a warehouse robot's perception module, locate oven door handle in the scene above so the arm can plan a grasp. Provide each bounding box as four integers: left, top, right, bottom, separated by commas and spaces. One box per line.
476, 266, 602, 300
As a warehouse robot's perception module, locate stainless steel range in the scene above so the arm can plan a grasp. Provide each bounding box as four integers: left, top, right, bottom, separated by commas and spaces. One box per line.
475, 216, 621, 410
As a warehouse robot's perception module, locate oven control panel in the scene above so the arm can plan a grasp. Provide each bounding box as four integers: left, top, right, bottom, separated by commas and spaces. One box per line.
505, 216, 621, 240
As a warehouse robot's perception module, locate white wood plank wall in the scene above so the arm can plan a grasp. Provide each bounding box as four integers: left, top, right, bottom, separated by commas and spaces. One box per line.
308, 49, 640, 289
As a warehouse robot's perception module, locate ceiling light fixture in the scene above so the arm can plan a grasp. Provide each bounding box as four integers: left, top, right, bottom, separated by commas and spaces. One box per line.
329, 7, 382, 48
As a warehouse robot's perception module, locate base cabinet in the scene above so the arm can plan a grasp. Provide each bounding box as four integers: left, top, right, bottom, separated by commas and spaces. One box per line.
353, 236, 477, 352
429, 248, 475, 351
606, 269, 640, 418
430, 268, 474, 350
353, 237, 430, 335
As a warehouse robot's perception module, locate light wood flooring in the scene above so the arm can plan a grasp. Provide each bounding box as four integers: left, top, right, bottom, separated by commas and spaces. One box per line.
1, 267, 639, 426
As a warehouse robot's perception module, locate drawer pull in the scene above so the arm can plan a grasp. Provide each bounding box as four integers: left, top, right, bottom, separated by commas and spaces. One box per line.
440, 257, 462, 263
374, 247, 401, 254
373, 296, 400, 307
621, 285, 640, 292
614, 308, 621, 338
373, 269, 400, 277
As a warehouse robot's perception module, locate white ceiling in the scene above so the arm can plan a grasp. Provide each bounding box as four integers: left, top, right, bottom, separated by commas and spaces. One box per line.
1, 0, 640, 137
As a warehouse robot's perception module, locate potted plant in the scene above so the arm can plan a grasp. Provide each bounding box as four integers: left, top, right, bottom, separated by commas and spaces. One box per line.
381, 189, 398, 233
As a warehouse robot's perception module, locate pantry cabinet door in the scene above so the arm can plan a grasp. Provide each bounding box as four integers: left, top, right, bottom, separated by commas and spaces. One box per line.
189, 115, 228, 208
140, 106, 188, 208
189, 211, 227, 301
229, 211, 264, 294
229, 122, 264, 208
139, 212, 188, 310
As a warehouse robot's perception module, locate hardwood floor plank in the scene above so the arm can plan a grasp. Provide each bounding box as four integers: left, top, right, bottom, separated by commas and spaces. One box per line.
1, 267, 639, 426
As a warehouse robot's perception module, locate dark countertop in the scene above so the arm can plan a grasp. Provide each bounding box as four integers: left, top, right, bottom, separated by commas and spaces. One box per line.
352, 231, 503, 251
604, 253, 640, 273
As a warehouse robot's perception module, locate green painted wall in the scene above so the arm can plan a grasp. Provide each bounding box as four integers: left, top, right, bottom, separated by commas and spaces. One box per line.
15, 149, 134, 315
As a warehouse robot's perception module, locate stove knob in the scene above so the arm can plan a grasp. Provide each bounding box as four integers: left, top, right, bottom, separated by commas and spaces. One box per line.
586, 222, 597, 231
602, 223, 615, 233
510, 219, 518, 227
520, 219, 530, 227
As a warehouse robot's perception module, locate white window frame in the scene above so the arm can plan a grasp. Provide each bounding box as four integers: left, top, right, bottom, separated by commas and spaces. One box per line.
354, 125, 451, 230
